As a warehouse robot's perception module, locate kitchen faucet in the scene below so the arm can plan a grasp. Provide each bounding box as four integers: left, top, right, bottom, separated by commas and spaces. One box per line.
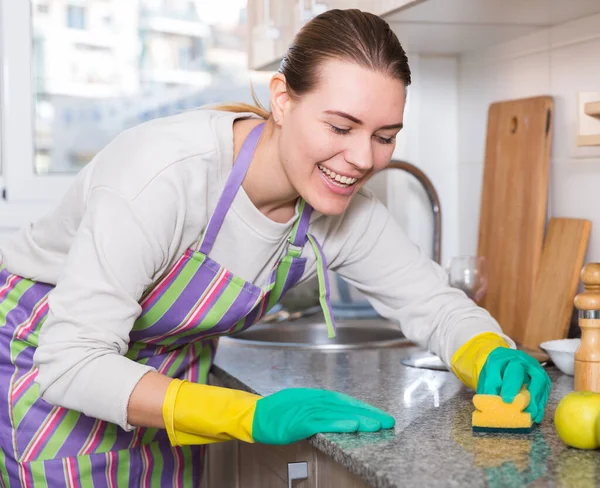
385, 160, 442, 265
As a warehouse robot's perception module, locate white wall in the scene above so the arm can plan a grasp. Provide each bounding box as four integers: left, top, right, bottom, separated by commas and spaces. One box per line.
457, 12, 600, 262
385, 53, 459, 267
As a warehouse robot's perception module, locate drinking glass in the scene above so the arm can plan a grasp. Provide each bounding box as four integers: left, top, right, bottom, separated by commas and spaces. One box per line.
447, 256, 487, 303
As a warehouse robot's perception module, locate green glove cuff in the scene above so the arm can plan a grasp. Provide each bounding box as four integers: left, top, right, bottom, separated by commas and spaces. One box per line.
451, 332, 511, 390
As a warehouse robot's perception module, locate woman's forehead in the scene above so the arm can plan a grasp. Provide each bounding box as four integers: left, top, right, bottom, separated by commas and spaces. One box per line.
305, 60, 406, 125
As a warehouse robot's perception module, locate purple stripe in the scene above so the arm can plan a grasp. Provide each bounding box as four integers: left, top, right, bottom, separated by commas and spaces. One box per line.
130, 262, 218, 342
1, 450, 20, 487
0, 267, 13, 287
1, 280, 51, 336
36, 457, 68, 488
291, 201, 313, 247
280, 260, 307, 300
127, 448, 142, 486
199, 123, 265, 255
203, 284, 259, 335
159, 441, 177, 487
190, 446, 204, 484
110, 427, 137, 453
16, 406, 68, 459
90, 451, 112, 487
54, 416, 108, 459
139, 253, 190, 317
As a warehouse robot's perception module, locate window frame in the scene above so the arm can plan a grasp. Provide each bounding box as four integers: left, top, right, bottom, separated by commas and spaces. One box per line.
0, 0, 75, 205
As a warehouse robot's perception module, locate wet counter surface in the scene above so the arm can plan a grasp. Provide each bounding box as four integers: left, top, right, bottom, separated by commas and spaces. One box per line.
212, 332, 600, 488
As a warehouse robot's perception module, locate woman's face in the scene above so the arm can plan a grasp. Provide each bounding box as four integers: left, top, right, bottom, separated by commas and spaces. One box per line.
276, 59, 406, 216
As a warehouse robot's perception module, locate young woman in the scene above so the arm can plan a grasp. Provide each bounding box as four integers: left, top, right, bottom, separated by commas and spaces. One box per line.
0, 9, 550, 487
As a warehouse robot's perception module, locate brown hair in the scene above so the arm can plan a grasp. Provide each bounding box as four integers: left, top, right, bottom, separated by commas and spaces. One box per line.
215, 8, 410, 118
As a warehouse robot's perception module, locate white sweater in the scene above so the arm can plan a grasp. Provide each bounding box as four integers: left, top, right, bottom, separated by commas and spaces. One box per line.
0, 109, 512, 431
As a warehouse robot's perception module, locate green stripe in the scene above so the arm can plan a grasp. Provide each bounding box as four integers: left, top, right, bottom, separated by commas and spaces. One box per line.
150, 442, 164, 488
14, 380, 41, 426
10, 304, 49, 364
141, 428, 159, 445
0, 278, 36, 328
116, 449, 130, 487
0, 447, 9, 488
37, 410, 80, 461
96, 422, 118, 453
288, 199, 306, 245
307, 235, 335, 338
132, 255, 204, 331
31, 461, 49, 488
77, 456, 94, 488
267, 257, 292, 310
176, 280, 242, 341
197, 345, 212, 383
165, 350, 187, 378
181, 446, 194, 487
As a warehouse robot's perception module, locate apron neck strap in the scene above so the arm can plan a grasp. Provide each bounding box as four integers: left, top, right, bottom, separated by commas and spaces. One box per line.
307, 233, 337, 338
286, 199, 312, 257
198, 122, 265, 255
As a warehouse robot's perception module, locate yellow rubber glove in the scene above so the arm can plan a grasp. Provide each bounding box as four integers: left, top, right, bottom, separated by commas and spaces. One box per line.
450, 332, 510, 390
162, 378, 260, 446
162, 379, 396, 446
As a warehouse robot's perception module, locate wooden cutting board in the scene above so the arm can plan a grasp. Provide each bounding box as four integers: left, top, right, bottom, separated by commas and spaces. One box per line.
477, 96, 554, 344
521, 218, 591, 350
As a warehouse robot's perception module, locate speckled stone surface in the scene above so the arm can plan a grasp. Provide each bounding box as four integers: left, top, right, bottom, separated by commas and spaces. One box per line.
212, 326, 600, 488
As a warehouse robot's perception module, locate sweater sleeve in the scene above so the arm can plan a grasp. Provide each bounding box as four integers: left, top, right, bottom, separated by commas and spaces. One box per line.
33, 186, 173, 431
330, 195, 515, 367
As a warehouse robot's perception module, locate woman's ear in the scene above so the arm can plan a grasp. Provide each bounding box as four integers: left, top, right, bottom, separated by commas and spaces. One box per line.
269, 73, 291, 125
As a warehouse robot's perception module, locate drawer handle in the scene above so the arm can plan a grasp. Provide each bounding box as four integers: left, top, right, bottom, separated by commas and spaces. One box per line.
287, 461, 308, 488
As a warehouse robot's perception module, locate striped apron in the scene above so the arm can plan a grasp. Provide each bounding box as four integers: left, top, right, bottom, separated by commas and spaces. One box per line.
0, 122, 336, 487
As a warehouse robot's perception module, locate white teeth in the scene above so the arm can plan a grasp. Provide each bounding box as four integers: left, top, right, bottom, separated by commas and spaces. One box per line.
317, 164, 358, 187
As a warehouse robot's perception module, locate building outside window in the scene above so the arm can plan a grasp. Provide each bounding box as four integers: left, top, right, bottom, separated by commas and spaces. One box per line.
25, 0, 270, 176
66, 5, 86, 29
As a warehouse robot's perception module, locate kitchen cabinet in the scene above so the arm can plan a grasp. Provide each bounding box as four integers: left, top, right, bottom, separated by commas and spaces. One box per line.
204, 374, 371, 487
206, 439, 371, 487
247, 0, 376, 71
246, 0, 600, 69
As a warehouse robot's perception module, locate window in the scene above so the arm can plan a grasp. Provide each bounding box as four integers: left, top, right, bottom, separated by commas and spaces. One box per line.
67, 5, 86, 30
0, 0, 270, 206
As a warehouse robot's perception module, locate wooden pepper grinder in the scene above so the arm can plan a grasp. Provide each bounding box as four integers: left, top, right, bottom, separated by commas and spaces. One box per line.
574, 263, 600, 392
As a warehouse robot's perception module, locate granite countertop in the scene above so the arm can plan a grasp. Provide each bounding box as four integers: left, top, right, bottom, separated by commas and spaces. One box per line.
213, 324, 600, 488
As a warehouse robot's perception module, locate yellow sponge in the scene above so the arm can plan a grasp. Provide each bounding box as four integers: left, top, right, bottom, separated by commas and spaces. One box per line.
472, 389, 533, 434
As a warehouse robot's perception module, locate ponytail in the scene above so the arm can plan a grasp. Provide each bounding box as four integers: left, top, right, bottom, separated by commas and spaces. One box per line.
212, 84, 270, 119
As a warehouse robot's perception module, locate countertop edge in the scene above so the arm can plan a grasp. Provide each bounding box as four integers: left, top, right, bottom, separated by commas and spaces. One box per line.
210, 364, 397, 488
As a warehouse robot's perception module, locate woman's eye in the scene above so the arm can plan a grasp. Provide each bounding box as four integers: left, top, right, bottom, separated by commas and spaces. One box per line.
329, 125, 350, 135
376, 135, 395, 145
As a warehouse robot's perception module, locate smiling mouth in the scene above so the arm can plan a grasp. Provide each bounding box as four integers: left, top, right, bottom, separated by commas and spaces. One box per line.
317, 164, 359, 188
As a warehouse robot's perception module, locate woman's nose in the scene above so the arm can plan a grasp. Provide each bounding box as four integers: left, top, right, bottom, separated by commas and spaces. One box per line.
344, 138, 374, 172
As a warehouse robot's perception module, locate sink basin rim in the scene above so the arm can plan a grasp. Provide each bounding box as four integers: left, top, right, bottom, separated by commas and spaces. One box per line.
220, 319, 413, 351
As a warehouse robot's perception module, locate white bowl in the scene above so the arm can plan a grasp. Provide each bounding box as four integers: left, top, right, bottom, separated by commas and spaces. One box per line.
539, 338, 580, 376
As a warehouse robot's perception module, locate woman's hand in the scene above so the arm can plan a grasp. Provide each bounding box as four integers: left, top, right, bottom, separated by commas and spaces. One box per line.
162, 379, 395, 446
252, 388, 395, 444
476, 348, 551, 423
451, 332, 552, 423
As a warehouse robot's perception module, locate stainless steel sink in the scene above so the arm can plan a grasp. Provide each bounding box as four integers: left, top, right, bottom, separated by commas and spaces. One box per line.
221, 318, 413, 350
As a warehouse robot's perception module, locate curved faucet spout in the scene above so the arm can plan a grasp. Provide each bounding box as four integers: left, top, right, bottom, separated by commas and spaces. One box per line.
384, 160, 442, 265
